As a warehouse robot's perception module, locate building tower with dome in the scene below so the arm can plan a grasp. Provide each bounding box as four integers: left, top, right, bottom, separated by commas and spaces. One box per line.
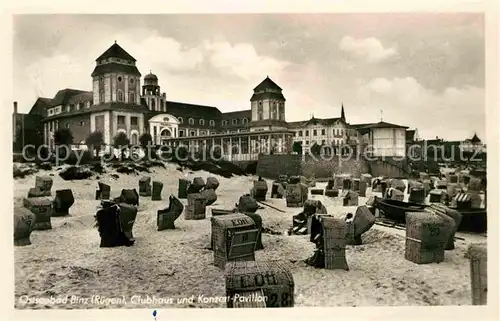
142, 71, 167, 112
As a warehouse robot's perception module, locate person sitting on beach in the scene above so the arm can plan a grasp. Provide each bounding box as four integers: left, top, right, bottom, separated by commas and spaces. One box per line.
384, 187, 394, 199
305, 231, 325, 268
305, 215, 325, 268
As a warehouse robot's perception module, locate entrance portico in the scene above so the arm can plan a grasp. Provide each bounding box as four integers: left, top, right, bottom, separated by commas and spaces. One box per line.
148, 113, 179, 145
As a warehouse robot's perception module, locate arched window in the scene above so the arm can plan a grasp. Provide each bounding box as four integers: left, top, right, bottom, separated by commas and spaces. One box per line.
178, 117, 183, 124
99, 77, 105, 103
222, 120, 228, 126
129, 93, 135, 103
257, 101, 263, 120
188, 118, 194, 125
242, 118, 248, 124
117, 90, 124, 102
199, 119, 205, 125
151, 99, 156, 110
131, 133, 138, 145
209, 120, 215, 127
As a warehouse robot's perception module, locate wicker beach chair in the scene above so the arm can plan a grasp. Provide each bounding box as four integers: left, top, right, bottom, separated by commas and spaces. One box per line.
52, 189, 74, 217
157, 195, 184, 230
14, 207, 36, 246
185, 193, 207, 220
138, 176, 152, 197
405, 212, 453, 264
211, 214, 259, 269
225, 260, 294, 308
151, 181, 163, 201
468, 243, 487, 305
23, 197, 52, 230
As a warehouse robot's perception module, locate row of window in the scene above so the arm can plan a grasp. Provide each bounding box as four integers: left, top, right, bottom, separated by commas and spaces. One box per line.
177, 129, 248, 137
117, 115, 139, 126
99, 91, 136, 104
47, 93, 140, 117
49, 116, 138, 130
64, 121, 85, 128
47, 120, 85, 131
177, 117, 249, 127
296, 128, 346, 137
256, 101, 285, 121
47, 101, 93, 116
149, 98, 165, 111
298, 139, 345, 146
98, 58, 135, 66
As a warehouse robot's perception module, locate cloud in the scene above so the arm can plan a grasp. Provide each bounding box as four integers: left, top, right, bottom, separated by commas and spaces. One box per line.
22, 54, 94, 98
203, 41, 291, 80
127, 36, 205, 72
339, 36, 398, 63
364, 77, 393, 94
356, 77, 485, 141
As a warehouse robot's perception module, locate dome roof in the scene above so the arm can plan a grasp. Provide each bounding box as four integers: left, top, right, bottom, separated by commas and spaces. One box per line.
144, 72, 158, 81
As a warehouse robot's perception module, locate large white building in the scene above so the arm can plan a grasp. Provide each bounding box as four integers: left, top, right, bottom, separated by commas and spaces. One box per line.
354, 122, 408, 157
16, 41, 412, 159
288, 105, 409, 158
288, 105, 352, 153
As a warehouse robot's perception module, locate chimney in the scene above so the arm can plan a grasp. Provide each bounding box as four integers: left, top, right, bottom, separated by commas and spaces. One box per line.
13, 101, 18, 114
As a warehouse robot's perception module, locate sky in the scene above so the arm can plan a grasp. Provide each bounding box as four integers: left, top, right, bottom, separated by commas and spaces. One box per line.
12, 13, 485, 141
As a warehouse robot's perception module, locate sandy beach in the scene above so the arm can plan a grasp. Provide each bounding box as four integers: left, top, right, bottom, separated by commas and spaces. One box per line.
13, 163, 482, 309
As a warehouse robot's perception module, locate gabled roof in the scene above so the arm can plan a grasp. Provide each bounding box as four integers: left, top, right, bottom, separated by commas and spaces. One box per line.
313, 117, 344, 126
27, 97, 54, 117
38, 97, 54, 106
358, 121, 409, 129
96, 42, 136, 62
91, 63, 141, 77
221, 110, 251, 119
165, 100, 222, 119
288, 117, 346, 129
68, 92, 93, 104
250, 91, 286, 102
253, 76, 282, 92
471, 133, 481, 143
350, 123, 373, 129
311, 117, 344, 126
43, 102, 148, 121
287, 120, 309, 129
51, 89, 91, 107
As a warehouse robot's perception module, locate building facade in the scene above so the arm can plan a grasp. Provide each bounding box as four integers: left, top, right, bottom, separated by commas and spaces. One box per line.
460, 133, 486, 154
14, 41, 413, 159
288, 105, 351, 154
